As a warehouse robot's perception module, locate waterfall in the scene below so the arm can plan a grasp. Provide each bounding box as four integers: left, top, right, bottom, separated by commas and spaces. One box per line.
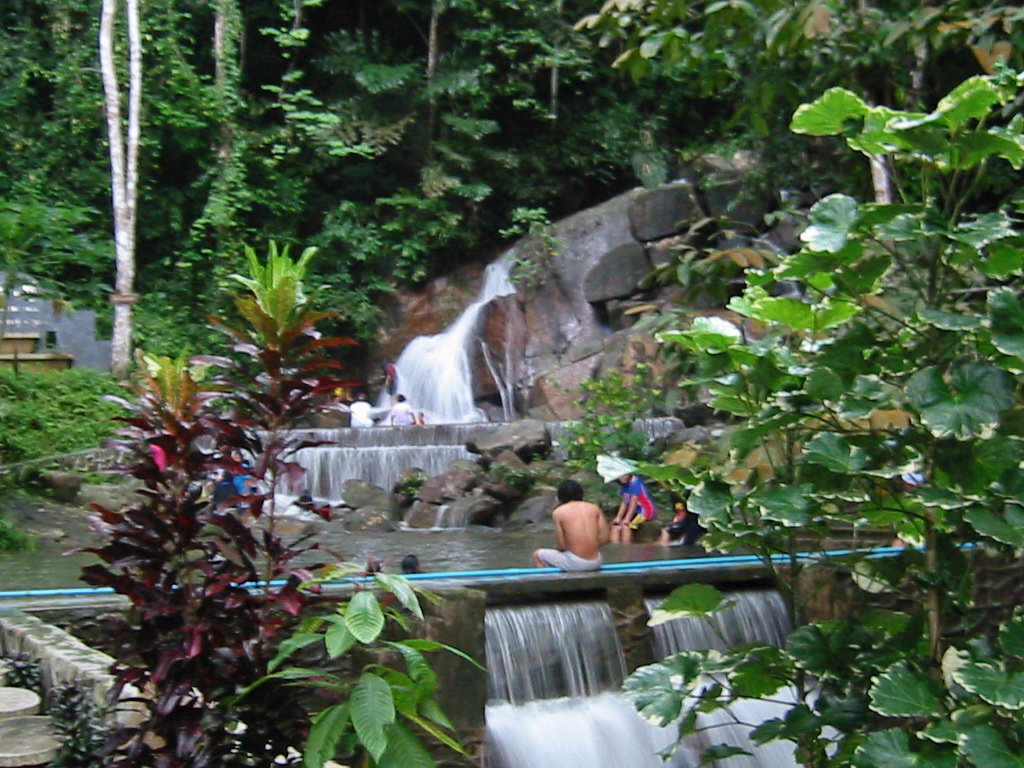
484, 601, 685, 768
484, 591, 799, 768
647, 589, 791, 657
485, 602, 626, 704
387, 259, 516, 424
278, 424, 501, 505
647, 590, 799, 768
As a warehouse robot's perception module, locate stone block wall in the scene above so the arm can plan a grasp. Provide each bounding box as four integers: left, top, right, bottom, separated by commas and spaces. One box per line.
0, 608, 116, 710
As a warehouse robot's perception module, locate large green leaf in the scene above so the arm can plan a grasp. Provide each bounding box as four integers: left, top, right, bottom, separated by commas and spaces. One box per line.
935, 75, 1001, 131
689, 481, 734, 524
964, 505, 1024, 549
623, 654, 704, 726
751, 485, 811, 527
649, 583, 725, 625
304, 703, 350, 768
990, 288, 1024, 360
953, 662, 1024, 709
351, 673, 396, 761
980, 240, 1024, 278
905, 364, 1013, 439
855, 728, 956, 768
918, 307, 983, 331
660, 315, 742, 354
376, 722, 434, 768
324, 617, 358, 658
373, 572, 423, 619
804, 432, 868, 473
345, 590, 386, 643
790, 88, 868, 136
801, 194, 860, 253
953, 211, 1016, 250
384, 641, 436, 694
950, 132, 1024, 170
868, 662, 943, 717
1000, 614, 1024, 659
961, 726, 1024, 768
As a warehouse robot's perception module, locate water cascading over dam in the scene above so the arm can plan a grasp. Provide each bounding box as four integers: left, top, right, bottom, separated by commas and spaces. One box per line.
284, 423, 502, 504
484, 591, 798, 768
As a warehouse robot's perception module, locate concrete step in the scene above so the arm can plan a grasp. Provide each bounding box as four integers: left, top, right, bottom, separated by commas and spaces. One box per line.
0, 353, 73, 372
0, 715, 59, 767
0, 687, 40, 721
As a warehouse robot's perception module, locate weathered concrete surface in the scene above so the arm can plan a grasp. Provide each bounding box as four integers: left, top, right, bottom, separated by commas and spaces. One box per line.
0, 610, 115, 712
0, 715, 59, 767
0, 687, 40, 720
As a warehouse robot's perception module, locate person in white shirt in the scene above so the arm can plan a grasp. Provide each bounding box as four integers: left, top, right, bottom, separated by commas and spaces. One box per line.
349, 391, 374, 428
390, 394, 416, 426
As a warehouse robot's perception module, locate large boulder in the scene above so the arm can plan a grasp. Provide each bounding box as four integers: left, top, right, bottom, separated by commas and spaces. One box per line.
527, 354, 599, 420
628, 181, 704, 241
445, 492, 506, 527
344, 507, 397, 533
417, 460, 485, 504
465, 419, 551, 462
404, 500, 441, 529
506, 493, 556, 527
471, 294, 529, 403
342, 479, 395, 513
39, 471, 82, 503
583, 242, 652, 303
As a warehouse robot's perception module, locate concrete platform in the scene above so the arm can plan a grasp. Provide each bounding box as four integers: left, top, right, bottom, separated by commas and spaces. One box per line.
0, 687, 40, 720
0, 715, 59, 767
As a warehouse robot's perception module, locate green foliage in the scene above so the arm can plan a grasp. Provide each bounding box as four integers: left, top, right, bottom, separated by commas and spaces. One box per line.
250, 567, 474, 768
2, 651, 43, 693
0, 513, 30, 552
630, 70, 1024, 768
561, 365, 662, 471
500, 207, 562, 291
0, 368, 127, 463
47, 680, 110, 768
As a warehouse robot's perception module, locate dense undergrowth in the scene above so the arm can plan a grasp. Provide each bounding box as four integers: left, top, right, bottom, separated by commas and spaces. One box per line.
0, 368, 127, 464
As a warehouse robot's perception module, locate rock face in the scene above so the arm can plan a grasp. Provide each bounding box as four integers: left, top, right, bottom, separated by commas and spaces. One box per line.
375, 151, 787, 420
465, 419, 551, 462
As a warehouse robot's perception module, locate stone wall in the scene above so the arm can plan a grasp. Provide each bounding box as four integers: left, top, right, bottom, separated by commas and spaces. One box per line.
0, 608, 116, 711
0, 447, 120, 480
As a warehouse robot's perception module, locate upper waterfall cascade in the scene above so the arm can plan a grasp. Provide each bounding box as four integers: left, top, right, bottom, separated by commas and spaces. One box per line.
385, 259, 516, 424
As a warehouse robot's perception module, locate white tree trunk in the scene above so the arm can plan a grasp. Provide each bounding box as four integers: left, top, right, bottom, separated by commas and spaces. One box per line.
100, 0, 142, 379
870, 154, 893, 204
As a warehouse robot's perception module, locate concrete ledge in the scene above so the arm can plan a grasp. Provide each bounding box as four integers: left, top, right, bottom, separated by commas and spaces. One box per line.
0, 609, 115, 710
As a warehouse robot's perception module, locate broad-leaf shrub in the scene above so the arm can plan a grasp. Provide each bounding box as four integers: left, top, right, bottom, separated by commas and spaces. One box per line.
80, 244, 446, 767
629, 70, 1024, 768
243, 564, 475, 768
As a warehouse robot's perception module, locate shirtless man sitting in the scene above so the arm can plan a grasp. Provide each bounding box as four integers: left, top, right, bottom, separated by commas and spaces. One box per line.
532, 479, 610, 572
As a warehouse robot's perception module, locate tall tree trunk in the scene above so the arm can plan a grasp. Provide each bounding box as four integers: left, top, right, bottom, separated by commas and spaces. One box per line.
100, 0, 142, 379
426, 0, 441, 143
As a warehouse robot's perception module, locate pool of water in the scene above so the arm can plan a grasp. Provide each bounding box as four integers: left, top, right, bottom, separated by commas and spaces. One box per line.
0, 518, 706, 593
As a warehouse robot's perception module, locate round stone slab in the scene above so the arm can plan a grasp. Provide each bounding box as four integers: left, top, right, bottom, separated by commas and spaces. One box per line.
0, 715, 60, 767
0, 688, 40, 720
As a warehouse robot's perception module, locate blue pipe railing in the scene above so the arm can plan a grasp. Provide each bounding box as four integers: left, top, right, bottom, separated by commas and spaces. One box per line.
0, 545, 911, 601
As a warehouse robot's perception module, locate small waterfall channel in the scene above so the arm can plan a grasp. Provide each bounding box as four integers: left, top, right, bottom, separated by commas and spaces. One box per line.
484, 591, 798, 768
285, 424, 502, 504
386, 259, 516, 424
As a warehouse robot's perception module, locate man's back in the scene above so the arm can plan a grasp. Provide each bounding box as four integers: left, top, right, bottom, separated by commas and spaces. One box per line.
553, 500, 609, 561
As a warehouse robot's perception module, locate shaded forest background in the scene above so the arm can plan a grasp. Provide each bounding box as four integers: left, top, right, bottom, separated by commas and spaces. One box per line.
2, 0, 1019, 364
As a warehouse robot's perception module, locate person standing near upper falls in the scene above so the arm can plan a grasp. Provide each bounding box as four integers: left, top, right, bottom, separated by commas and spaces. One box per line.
349, 391, 374, 428
533, 479, 610, 572
390, 393, 417, 426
